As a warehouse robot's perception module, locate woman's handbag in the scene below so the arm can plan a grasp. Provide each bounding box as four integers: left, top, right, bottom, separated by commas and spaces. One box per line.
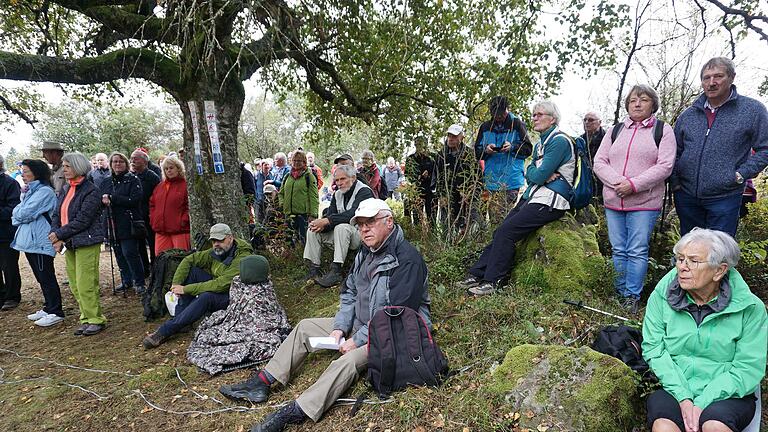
128, 211, 148, 239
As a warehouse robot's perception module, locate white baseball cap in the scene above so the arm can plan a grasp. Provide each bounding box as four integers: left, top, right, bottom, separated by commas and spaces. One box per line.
446, 124, 465, 135
350, 198, 392, 225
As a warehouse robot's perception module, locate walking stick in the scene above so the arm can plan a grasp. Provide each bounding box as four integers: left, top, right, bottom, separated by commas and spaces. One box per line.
563, 299, 630, 322
105, 206, 123, 298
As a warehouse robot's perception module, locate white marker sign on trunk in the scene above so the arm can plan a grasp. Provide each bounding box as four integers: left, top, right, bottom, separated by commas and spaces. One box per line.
203, 100, 225, 174
187, 101, 204, 175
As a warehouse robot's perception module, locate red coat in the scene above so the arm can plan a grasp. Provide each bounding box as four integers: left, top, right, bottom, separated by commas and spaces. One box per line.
149, 177, 190, 234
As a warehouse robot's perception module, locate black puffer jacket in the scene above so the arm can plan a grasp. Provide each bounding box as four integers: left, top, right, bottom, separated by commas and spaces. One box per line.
51, 178, 104, 249
0, 173, 21, 243
100, 171, 144, 241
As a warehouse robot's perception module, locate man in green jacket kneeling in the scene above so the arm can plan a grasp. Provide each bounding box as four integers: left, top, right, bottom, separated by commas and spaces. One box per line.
143, 223, 253, 349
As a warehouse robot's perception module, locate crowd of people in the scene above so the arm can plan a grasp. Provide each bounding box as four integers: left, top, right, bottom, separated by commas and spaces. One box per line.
0, 56, 766, 432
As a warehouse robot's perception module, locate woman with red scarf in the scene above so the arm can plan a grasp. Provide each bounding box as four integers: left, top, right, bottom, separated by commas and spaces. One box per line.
357, 150, 386, 199
278, 151, 318, 244
149, 156, 191, 254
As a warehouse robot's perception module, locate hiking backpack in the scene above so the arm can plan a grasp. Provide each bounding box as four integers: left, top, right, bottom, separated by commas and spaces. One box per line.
367, 306, 449, 398
543, 133, 594, 210
591, 325, 654, 380
610, 119, 665, 147
142, 248, 194, 321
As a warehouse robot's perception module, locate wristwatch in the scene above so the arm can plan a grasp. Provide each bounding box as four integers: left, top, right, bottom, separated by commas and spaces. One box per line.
735, 172, 744, 185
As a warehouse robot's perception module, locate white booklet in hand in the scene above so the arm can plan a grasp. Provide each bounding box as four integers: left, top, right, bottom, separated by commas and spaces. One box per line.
309, 336, 344, 350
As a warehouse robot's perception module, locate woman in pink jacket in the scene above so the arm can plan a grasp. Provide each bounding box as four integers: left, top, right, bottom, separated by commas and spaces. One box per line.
593, 84, 676, 313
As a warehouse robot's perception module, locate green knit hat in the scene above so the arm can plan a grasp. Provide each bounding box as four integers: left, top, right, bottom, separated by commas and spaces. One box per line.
240, 255, 270, 284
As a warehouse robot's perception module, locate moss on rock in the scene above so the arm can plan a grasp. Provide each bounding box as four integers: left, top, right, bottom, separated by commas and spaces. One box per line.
487, 344, 639, 431
511, 210, 608, 297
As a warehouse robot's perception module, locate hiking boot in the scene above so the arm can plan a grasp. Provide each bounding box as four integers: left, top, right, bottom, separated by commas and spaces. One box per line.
74, 323, 89, 336
468, 281, 498, 296
250, 401, 307, 432
35, 314, 64, 327
456, 275, 480, 289
82, 324, 105, 336
113, 283, 132, 294
304, 260, 321, 282
1, 300, 20, 311
219, 374, 271, 403
622, 297, 640, 315
134, 285, 146, 296
316, 263, 343, 288
142, 331, 167, 349
27, 310, 47, 321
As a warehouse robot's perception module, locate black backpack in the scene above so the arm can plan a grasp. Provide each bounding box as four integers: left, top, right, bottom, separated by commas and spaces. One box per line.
591, 325, 654, 380
142, 248, 194, 321
367, 306, 448, 398
610, 119, 665, 147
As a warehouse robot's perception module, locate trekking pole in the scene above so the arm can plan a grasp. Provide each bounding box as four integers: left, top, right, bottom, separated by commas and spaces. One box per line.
105, 206, 122, 298
563, 299, 630, 322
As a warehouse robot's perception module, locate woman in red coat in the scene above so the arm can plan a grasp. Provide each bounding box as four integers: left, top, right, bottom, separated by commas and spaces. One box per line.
149, 156, 191, 254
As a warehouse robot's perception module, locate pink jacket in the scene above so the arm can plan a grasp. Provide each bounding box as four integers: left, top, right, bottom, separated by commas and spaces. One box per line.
593, 117, 676, 211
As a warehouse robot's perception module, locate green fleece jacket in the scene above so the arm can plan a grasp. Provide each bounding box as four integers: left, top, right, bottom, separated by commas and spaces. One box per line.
173, 238, 253, 296
278, 169, 319, 217
642, 268, 767, 409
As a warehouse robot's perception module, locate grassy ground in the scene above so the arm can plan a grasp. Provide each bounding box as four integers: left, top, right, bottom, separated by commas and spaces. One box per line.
0, 226, 765, 431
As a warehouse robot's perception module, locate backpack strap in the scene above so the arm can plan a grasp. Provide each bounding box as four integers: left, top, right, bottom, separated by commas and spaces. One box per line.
653, 120, 664, 147
42, 212, 52, 225
610, 123, 624, 143
400, 308, 438, 385
375, 307, 398, 395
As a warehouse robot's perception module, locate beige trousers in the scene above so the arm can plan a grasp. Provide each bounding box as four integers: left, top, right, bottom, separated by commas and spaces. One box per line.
264, 318, 367, 421
302, 223, 361, 265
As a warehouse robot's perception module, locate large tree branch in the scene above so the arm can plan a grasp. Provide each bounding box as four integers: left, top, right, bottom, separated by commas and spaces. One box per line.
0, 49, 183, 93
0, 93, 37, 127
703, 0, 768, 43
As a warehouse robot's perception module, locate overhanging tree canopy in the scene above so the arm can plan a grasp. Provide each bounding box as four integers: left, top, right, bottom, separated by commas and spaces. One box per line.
0, 0, 623, 236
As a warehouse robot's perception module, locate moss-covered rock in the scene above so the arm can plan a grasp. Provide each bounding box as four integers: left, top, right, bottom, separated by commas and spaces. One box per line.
487, 344, 639, 431
511, 210, 607, 297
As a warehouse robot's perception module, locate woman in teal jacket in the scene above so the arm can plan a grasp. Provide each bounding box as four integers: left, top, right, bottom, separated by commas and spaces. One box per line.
642, 228, 766, 432
11, 159, 64, 327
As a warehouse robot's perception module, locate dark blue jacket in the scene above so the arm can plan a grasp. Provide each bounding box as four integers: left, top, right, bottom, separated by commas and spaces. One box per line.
673, 86, 768, 199
0, 173, 21, 243
134, 169, 160, 221
474, 113, 532, 191
51, 178, 104, 249
99, 172, 144, 240
255, 171, 274, 203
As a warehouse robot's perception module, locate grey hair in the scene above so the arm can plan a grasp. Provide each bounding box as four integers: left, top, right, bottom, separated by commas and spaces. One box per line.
700, 57, 736, 79
387, 156, 396, 164
274, 152, 287, 162
624, 84, 661, 114
533, 100, 561, 124
0, 154, 5, 172
130, 150, 149, 162
62, 152, 92, 177
673, 228, 741, 268
361, 150, 375, 161
334, 163, 357, 179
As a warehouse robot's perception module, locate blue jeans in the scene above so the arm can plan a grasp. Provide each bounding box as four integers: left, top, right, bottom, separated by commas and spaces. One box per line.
674, 190, 742, 237
157, 267, 228, 337
605, 209, 660, 299
113, 238, 145, 287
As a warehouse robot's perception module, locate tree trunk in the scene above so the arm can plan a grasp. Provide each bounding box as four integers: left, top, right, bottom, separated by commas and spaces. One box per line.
177, 80, 249, 243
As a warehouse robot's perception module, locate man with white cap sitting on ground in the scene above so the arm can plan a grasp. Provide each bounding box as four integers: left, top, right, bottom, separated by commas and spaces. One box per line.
143, 223, 253, 349
220, 198, 432, 432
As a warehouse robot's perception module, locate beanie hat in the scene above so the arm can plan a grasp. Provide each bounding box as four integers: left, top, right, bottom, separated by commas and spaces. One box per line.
240, 255, 270, 284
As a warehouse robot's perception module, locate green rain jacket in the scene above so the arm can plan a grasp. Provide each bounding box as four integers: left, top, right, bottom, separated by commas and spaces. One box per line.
173, 238, 253, 296
642, 268, 767, 409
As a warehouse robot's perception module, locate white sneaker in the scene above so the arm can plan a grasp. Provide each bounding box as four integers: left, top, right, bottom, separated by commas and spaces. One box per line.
35, 314, 64, 327
27, 310, 47, 321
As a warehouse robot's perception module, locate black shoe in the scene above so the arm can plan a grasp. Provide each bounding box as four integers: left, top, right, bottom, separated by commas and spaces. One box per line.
622, 297, 640, 315
304, 260, 321, 282
250, 401, 307, 432
113, 283, 132, 294
1, 300, 20, 311
316, 263, 343, 288
142, 331, 167, 349
456, 275, 480, 290
220, 374, 271, 403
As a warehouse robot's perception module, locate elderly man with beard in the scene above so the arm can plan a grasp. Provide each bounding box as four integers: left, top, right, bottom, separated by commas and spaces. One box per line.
220, 199, 431, 432
304, 164, 373, 287
142, 223, 253, 349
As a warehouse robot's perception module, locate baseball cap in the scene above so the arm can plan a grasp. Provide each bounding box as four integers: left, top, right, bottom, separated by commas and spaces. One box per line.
350, 198, 392, 225
446, 124, 464, 135
334, 153, 354, 164
209, 223, 232, 240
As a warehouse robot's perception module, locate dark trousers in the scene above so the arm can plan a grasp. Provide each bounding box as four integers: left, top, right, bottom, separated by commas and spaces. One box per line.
25, 253, 64, 317
674, 190, 742, 237
158, 267, 228, 337
288, 214, 309, 244
138, 227, 155, 277
470, 200, 564, 283
407, 189, 435, 224
646, 389, 756, 431
113, 238, 145, 287
0, 243, 21, 303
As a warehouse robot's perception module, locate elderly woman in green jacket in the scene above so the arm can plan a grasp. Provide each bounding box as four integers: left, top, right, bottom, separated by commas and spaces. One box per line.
278, 150, 319, 244
642, 228, 766, 432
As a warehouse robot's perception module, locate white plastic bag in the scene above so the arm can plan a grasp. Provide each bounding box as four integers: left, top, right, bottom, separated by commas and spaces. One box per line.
165, 291, 178, 317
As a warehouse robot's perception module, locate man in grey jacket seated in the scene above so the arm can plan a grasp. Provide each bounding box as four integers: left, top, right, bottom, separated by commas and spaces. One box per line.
303, 163, 373, 287
219, 198, 431, 432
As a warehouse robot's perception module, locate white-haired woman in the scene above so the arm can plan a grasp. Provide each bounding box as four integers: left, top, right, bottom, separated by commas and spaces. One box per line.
382, 156, 404, 200
643, 228, 766, 432
460, 100, 575, 296
48, 152, 105, 336
149, 157, 190, 254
